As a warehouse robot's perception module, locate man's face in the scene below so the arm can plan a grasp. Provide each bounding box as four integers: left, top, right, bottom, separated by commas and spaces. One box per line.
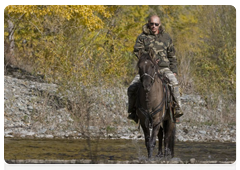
149, 17, 161, 35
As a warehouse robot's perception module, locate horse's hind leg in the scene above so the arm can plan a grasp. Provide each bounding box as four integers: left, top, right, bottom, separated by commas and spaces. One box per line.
163, 120, 170, 157
157, 126, 164, 157
164, 119, 176, 158
169, 121, 176, 157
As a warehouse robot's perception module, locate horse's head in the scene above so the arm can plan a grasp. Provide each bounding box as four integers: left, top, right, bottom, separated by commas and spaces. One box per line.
137, 49, 157, 92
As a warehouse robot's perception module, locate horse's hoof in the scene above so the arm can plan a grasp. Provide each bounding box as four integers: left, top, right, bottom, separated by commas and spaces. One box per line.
156, 154, 164, 158
148, 154, 153, 159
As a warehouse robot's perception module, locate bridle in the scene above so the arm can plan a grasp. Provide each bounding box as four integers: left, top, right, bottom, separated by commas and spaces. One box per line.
140, 61, 157, 84
140, 72, 157, 82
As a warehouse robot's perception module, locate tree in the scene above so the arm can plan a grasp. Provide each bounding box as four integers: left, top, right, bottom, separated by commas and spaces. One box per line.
4, 5, 112, 84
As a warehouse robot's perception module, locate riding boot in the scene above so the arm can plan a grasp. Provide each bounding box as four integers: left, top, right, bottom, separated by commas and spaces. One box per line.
172, 85, 184, 118
127, 75, 140, 124
127, 94, 138, 123
127, 83, 139, 124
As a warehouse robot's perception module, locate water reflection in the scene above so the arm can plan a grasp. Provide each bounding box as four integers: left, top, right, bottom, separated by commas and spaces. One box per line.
4, 138, 236, 162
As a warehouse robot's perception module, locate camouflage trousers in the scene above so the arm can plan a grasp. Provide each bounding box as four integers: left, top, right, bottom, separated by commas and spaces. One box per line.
127, 68, 182, 113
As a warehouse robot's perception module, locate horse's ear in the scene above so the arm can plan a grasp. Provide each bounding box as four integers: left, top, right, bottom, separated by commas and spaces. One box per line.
149, 48, 155, 59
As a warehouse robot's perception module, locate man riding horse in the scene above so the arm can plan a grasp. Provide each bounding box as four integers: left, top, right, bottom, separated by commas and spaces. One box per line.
127, 15, 184, 123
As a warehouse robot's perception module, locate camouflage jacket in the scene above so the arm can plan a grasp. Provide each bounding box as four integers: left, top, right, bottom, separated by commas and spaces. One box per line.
134, 24, 178, 74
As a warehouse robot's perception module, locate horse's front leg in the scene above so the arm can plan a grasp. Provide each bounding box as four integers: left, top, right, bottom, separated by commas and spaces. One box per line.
140, 121, 151, 158
149, 121, 161, 158
157, 126, 164, 157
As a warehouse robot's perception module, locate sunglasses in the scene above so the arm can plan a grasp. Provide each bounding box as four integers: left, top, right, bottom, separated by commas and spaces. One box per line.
150, 23, 160, 26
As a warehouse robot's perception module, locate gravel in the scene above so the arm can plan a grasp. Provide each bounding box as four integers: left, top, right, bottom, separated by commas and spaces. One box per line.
4, 73, 236, 142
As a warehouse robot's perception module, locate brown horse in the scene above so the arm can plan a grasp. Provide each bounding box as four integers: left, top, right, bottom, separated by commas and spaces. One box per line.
136, 50, 176, 158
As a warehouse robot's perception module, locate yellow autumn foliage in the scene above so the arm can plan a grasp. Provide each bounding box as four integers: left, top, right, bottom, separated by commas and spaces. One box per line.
4, 5, 236, 104
6, 5, 111, 31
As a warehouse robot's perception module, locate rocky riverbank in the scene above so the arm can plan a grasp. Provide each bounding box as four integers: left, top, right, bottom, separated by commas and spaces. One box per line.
4, 66, 236, 142
4, 159, 238, 170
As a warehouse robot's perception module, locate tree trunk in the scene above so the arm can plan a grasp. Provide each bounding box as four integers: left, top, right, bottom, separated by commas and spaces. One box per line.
7, 19, 15, 56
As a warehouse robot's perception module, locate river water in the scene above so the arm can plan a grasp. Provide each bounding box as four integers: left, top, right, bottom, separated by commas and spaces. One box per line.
4, 138, 236, 163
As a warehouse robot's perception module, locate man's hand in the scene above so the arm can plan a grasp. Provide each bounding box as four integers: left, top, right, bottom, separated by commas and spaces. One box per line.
174, 73, 177, 77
